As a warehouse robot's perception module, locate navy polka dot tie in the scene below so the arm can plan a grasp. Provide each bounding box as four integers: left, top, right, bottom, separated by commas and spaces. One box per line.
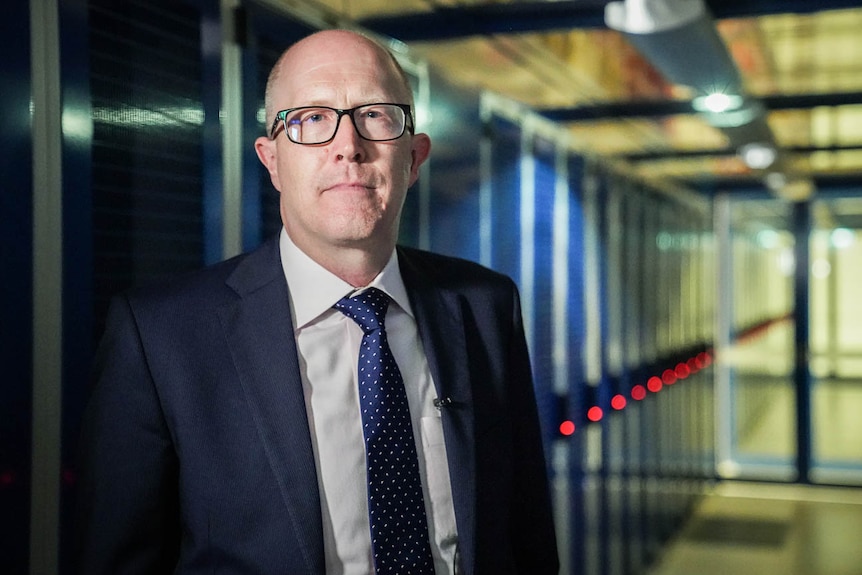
334, 288, 435, 574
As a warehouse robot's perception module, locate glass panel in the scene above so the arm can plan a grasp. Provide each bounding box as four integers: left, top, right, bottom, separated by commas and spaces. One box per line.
810, 198, 862, 484
727, 200, 796, 479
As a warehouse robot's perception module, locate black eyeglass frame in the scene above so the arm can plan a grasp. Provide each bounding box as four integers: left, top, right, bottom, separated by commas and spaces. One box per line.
269, 103, 415, 144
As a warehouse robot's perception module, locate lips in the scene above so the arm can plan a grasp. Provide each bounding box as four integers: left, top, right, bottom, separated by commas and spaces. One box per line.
321, 168, 378, 193
324, 181, 375, 193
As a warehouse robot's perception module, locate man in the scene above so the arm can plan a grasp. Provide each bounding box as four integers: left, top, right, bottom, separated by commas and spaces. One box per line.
77, 29, 558, 574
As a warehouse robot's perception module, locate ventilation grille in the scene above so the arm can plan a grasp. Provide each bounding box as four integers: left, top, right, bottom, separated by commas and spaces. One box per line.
89, 0, 204, 336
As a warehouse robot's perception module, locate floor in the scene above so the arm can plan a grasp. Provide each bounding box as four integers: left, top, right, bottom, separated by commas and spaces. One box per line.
646, 481, 862, 575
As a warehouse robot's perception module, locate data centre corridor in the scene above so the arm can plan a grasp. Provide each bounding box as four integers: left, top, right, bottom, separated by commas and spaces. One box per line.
5, 1, 862, 575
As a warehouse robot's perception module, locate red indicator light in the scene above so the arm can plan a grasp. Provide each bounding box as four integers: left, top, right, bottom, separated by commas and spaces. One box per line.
587, 406, 603, 422
647, 376, 663, 393
698, 351, 712, 367
631, 385, 647, 400
687, 357, 699, 373
611, 394, 627, 410
662, 369, 677, 385
675, 362, 690, 379
559, 420, 576, 436
0, 472, 14, 487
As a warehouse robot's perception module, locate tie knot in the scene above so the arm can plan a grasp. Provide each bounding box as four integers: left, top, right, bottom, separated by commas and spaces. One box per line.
334, 287, 390, 334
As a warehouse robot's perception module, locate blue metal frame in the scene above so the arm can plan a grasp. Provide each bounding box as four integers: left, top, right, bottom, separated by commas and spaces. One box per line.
793, 201, 812, 483
488, 115, 523, 284
540, 91, 862, 123
531, 135, 561, 455
423, 77, 483, 261
565, 154, 588, 575
199, 0, 226, 265
597, 172, 614, 575
359, 0, 862, 42
360, 2, 607, 41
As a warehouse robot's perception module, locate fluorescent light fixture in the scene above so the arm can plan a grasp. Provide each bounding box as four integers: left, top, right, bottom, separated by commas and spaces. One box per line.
765, 171, 787, 190
739, 142, 777, 170
831, 228, 855, 249
605, 0, 704, 34
703, 106, 762, 128
692, 92, 743, 113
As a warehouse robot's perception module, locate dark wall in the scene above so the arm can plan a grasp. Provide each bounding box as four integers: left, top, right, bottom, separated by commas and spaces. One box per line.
1, 1, 33, 572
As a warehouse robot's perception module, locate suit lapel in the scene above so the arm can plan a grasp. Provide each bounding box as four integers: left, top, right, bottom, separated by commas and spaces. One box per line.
398, 248, 478, 575
217, 238, 324, 573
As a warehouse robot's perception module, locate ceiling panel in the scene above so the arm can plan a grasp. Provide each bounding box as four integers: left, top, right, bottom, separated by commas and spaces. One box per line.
755, 9, 862, 95
770, 105, 862, 148
563, 115, 727, 156
289, 0, 862, 207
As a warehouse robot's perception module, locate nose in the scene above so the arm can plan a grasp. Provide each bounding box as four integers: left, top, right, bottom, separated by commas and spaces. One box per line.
330, 112, 366, 162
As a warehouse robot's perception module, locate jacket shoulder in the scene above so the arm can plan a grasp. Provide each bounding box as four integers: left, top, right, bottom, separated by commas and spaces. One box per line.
396, 245, 516, 293
124, 236, 280, 311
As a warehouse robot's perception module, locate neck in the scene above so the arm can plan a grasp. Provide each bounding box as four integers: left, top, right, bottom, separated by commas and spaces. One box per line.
289, 234, 394, 288
325, 249, 391, 288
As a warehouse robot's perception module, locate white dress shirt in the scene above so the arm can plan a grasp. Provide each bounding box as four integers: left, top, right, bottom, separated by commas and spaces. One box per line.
279, 230, 459, 575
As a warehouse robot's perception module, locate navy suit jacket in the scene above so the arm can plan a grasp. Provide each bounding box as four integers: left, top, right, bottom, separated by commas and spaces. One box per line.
77, 236, 559, 574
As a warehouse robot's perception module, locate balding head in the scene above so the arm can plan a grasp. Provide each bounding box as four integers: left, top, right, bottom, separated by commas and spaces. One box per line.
264, 30, 414, 132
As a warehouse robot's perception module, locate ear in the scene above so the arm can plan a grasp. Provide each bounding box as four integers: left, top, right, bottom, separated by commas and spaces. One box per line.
254, 136, 281, 191
407, 133, 431, 187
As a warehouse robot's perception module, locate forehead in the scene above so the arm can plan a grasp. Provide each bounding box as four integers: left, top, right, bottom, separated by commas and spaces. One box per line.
276, 35, 408, 107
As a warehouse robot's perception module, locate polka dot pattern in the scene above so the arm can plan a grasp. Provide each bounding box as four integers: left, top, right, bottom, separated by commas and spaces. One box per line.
334, 288, 435, 574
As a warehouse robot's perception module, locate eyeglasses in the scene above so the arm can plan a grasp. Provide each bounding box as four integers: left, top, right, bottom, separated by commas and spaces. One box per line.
269, 103, 414, 144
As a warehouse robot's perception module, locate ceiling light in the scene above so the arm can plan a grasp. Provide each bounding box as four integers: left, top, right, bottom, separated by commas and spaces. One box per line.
831, 228, 855, 249
765, 172, 787, 190
701, 103, 763, 128
739, 142, 777, 170
604, 0, 704, 34
692, 93, 743, 113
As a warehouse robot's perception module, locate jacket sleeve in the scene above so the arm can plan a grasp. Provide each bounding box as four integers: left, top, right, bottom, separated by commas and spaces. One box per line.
76, 295, 181, 574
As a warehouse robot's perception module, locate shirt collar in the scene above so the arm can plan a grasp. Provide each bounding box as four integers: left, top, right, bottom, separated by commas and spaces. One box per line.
279, 229, 414, 330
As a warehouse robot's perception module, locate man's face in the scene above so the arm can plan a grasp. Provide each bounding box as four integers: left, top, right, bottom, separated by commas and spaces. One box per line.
255, 32, 431, 262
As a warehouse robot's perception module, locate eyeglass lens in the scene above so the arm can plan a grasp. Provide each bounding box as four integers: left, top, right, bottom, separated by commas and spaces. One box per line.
284, 104, 407, 144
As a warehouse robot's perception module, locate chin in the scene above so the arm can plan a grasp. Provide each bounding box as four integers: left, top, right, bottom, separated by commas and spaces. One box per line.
330, 221, 397, 248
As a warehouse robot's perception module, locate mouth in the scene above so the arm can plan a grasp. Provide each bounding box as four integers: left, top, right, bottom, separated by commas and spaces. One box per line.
324, 182, 375, 193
